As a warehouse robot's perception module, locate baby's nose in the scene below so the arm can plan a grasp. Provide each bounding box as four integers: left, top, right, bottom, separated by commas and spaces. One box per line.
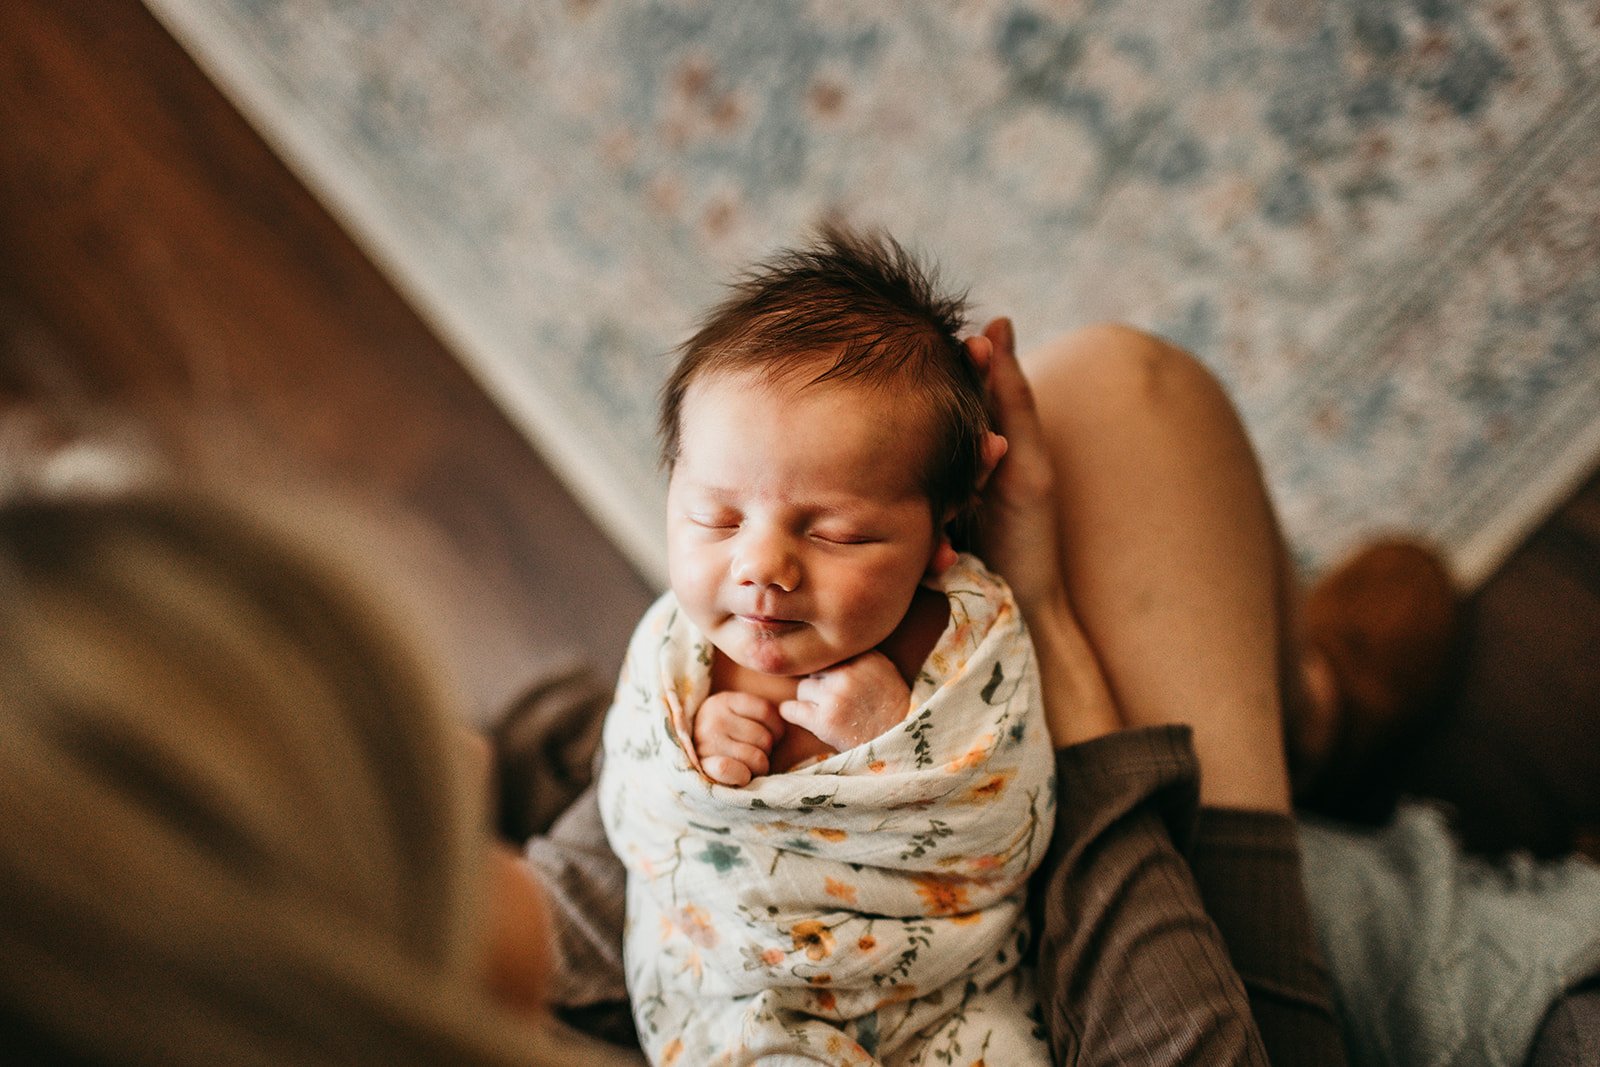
733, 529, 800, 592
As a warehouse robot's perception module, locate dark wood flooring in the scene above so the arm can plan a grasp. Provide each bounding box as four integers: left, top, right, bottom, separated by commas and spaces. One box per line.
0, 0, 656, 725
2, 0, 1595, 855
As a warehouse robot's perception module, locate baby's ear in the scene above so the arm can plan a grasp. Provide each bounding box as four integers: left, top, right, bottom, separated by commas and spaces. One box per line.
927, 518, 960, 578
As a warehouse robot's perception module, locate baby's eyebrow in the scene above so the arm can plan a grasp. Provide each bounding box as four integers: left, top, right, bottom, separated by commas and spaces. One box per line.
678, 481, 741, 502
678, 473, 914, 515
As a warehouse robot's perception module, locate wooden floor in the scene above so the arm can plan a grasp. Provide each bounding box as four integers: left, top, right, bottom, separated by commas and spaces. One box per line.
2, 0, 1595, 855
0, 0, 656, 726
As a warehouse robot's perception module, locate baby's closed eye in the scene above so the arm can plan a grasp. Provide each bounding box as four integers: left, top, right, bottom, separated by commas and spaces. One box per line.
809, 528, 879, 545
689, 510, 740, 530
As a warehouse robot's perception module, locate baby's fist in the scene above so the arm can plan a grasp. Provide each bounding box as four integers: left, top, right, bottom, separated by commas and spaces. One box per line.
693, 690, 785, 787
780, 651, 911, 752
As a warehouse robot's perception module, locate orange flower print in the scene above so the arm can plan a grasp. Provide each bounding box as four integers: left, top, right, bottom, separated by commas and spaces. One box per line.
677, 904, 719, 948
661, 1037, 684, 1065
947, 618, 973, 650
811, 827, 849, 842
761, 946, 787, 966
791, 920, 836, 960
857, 934, 877, 952
965, 769, 1013, 803
825, 1032, 874, 1063
814, 989, 837, 1013
824, 877, 858, 904
874, 983, 920, 1008
867, 759, 887, 774
944, 734, 994, 773
913, 875, 971, 916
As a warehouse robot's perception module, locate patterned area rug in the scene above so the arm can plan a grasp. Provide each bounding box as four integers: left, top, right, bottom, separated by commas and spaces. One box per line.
145, 0, 1600, 588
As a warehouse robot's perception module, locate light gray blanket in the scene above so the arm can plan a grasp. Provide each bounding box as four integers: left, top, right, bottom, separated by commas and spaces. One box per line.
1302, 804, 1600, 1067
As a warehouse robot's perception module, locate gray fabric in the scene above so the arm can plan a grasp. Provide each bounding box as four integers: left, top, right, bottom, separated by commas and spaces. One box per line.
1190, 808, 1347, 1067
493, 665, 610, 842
1301, 803, 1600, 1067
523, 785, 628, 1010
1036, 726, 1279, 1066
1528, 984, 1600, 1067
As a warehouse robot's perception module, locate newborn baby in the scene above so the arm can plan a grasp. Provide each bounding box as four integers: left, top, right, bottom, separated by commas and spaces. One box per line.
599, 227, 1054, 1066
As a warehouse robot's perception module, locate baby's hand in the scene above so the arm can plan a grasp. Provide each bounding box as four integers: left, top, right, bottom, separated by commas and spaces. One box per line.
694, 690, 786, 787
780, 651, 911, 752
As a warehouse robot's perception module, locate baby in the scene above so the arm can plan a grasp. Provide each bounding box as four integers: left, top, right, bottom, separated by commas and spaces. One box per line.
598, 227, 1055, 1066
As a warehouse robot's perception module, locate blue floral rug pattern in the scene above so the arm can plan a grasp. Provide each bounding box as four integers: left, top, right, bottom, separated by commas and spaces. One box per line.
145, 0, 1600, 586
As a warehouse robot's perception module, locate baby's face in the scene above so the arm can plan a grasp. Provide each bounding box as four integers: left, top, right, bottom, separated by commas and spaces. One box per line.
666, 369, 943, 679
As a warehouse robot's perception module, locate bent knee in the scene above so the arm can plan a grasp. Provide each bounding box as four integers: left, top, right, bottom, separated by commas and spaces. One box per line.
1025, 322, 1224, 417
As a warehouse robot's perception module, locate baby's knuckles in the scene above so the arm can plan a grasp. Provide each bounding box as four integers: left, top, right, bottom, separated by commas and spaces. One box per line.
697, 693, 767, 748
790, 653, 911, 750
694, 690, 783, 786
702, 754, 754, 788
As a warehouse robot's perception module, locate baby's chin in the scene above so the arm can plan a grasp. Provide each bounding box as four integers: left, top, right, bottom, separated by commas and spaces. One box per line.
719, 632, 858, 679
727, 644, 825, 679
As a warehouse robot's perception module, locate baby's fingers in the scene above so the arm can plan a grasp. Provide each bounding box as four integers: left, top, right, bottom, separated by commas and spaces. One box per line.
701, 753, 757, 788
733, 695, 787, 744
777, 697, 820, 734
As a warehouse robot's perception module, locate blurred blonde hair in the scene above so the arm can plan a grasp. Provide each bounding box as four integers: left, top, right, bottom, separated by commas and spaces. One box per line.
0, 468, 630, 1064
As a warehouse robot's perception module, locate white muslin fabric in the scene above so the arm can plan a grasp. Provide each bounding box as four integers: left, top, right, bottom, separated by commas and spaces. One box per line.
599, 554, 1055, 1066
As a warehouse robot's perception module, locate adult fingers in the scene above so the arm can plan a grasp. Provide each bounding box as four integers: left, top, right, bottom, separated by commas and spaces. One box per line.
984, 319, 1048, 460
984, 316, 1015, 364
964, 332, 995, 378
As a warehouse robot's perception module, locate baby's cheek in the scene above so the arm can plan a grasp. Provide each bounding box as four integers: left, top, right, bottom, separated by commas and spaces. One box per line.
833, 565, 915, 641
668, 540, 724, 612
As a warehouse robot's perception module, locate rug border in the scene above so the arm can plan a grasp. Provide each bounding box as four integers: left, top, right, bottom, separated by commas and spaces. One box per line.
140, 0, 1596, 591
143, 0, 673, 588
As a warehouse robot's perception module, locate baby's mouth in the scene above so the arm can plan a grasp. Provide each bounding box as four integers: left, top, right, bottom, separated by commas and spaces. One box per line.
736, 613, 803, 634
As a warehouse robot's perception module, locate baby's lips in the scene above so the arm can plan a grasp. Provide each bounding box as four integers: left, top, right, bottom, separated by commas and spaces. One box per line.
737, 615, 804, 636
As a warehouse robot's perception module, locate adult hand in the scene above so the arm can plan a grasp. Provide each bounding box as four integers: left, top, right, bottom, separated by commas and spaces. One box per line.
967, 319, 1122, 746
966, 318, 1068, 614
779, 651, 911, 753
693, 690, 786, 787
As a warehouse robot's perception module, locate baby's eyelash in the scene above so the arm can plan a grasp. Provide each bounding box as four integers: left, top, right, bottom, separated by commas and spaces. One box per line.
812, 531, 876, 545
691, 514, 739, 529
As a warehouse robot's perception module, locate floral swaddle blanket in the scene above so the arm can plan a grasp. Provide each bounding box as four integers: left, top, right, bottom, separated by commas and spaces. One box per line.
599, 555, 1056, 1066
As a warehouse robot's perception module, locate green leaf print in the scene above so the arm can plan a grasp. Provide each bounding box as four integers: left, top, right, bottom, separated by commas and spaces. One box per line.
695, 840, 746, 872
980, 660, 1004, 704
906, 708, 934, 768
900, 819, 954, 861
852, 1011, 880, 1057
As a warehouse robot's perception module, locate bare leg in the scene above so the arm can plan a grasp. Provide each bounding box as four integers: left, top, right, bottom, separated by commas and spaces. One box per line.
1024, 324, 1298, 812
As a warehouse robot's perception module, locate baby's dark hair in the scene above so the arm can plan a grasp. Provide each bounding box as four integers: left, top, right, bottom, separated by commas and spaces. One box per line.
659, 224, 991, 544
